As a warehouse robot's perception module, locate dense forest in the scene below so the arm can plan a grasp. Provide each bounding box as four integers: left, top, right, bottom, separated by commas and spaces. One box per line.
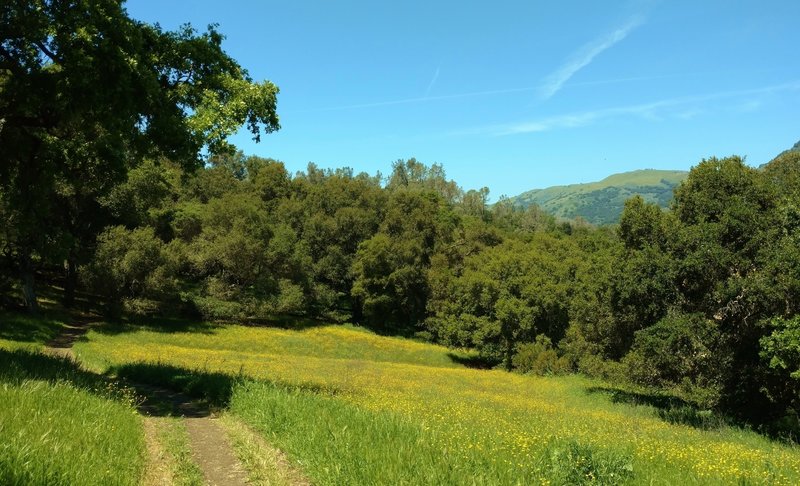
2, 0, 799, 441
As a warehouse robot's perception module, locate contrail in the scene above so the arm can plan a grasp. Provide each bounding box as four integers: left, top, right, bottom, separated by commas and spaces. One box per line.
291, 71, 741, 114
538, 15, 645, 100
425, 66, 440, 97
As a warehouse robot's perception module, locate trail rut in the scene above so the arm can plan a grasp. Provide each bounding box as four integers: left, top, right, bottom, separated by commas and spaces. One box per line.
47, 319, 249, 485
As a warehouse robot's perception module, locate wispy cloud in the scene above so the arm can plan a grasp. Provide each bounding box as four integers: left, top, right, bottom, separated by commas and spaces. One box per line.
425, 66, 440, 97
459, 81, 800, 136
538, 16, 645, 100
290, 71, 785, 114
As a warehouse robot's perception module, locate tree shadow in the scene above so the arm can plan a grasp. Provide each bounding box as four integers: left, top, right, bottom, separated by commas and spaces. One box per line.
586, 386, 732, 431
112, 362, 236, 410
447, 352, 495, 369
91, 313, 337, 338
0, 311, 68, 345
91, 315, 220, 336
111, 361, 344, 417
235, 313, 333, 331
0, 348, 134, 404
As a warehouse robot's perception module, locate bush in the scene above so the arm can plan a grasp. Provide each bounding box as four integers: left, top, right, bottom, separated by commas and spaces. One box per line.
82, 226, 175, 313
624, 312, 728, 408
513, 335, 570, 375
577, 354, 627, 384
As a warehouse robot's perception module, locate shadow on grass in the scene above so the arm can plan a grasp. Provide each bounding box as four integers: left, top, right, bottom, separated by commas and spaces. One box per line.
111, 361, 346, 414
0, 348, 133, 403
235, 313, 333, 331
0, 311, 67, 344
586, 386, 732, 431
92, 313, 334, 338
112, 362, 236, 410
447, 352, 495, 369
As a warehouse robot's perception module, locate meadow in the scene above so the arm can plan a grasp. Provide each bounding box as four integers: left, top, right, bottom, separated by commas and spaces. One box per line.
73, 320, 800, 485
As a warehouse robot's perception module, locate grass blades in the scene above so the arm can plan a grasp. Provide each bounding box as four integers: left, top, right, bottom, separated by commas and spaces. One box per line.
219, 413, 310, 485
230, 380, 636, 485
0, 350, 144, 485
0, 310, 67, 351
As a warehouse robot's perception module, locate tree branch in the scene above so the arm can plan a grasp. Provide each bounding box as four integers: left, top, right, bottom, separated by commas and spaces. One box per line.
34, 40, 62, 64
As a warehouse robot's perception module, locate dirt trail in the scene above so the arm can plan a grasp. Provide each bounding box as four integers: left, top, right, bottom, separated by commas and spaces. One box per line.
47, 318, 250, 486
44, 317, 94, 360
134, 383, 249, 485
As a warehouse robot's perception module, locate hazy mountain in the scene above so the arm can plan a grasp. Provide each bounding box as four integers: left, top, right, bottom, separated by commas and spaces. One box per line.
506, 169, 689, 226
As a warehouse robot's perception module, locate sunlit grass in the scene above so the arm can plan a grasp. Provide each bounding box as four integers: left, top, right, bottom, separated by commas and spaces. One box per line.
76, 321, 800, 485
78, 322, 474, 370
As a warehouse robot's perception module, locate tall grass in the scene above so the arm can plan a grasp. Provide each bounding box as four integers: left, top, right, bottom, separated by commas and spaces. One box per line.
231, 380, 634, 485
0, 349, 144, 485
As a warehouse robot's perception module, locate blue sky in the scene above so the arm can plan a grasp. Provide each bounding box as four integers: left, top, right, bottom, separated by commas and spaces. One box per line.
126, 0, 800, 199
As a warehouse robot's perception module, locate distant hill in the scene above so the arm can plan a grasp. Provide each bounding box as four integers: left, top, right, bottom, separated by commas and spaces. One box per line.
506, 169, 688, 226
765, 139, 800, 165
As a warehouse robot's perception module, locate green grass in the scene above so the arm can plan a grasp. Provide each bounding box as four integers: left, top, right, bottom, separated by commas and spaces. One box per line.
78, 321, 476, 371
0, 310, 67, 351
219, 413, 309, 485
230, 380, 634, 485
0, 349, 144, 485
75, 321, 800, 485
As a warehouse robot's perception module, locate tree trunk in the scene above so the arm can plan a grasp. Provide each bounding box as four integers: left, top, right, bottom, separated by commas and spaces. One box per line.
20, 252, 38, 313
63, 252, 77, 308
504, 337, 514, 371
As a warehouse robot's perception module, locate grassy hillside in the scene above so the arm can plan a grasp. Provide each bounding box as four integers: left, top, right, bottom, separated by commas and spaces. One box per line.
74, 320, 800, 485
508, 169, 688, 225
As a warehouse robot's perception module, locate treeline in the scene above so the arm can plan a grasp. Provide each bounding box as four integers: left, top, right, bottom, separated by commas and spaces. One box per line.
4, 147, 800, 435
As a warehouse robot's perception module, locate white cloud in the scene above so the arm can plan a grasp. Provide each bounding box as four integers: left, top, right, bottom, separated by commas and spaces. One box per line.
460, 81, 800, 136
538, 16, 645, 100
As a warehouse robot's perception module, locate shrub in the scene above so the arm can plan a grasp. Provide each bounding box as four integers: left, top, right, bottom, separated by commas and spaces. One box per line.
82, 226, 175, 314
513, 335, 570, 375
624, 312, 728, 408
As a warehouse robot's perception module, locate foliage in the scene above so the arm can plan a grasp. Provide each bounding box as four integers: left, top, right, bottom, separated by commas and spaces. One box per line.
82, 225, 175, 315
760, 316, 800, 426
428, 235, 579, 369
0, 0, 279, 310
352, 189, 445, 331
512, 334, 570, 375
624, 312, 729, 408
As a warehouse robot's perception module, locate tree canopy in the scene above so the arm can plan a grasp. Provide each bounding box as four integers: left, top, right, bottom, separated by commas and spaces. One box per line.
0, 0, 279, 310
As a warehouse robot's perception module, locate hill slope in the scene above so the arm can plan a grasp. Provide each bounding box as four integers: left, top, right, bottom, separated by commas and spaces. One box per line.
507, 169, 688, 225
71, 320, 800, 485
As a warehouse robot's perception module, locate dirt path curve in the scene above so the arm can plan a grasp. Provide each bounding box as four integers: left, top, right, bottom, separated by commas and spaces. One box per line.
44, 316, 94, 360
46, 318, 249, 486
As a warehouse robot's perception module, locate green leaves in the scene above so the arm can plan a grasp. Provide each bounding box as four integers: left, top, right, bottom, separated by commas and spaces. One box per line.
0, 1, 281, 309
